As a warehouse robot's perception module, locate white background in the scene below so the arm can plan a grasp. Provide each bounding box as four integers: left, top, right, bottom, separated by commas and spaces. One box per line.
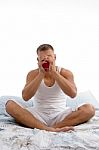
0, 0, 99, 101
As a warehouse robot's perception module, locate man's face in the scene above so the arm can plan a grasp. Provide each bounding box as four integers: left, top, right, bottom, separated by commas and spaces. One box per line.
37, 49, 56, 64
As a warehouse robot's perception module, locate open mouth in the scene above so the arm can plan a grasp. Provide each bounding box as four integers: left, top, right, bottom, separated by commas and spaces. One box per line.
42, 61, 49, 71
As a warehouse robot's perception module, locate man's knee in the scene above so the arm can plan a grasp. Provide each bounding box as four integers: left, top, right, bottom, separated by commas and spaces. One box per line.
79, 103, 95, 119
5, 100, 16, 113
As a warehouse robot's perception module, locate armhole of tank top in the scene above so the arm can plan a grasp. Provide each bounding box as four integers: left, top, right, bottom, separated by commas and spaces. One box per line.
57, 66, 62, 73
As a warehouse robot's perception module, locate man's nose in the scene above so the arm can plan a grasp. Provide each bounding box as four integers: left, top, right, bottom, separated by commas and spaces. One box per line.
44, 56, 48, 60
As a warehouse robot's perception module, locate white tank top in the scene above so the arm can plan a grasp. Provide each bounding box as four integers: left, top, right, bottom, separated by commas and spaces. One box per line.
33, 67, 67, 113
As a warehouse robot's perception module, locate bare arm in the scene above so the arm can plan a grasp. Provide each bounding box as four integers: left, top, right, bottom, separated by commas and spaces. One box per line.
51, 68, 77, 98
22, 69, 44, 101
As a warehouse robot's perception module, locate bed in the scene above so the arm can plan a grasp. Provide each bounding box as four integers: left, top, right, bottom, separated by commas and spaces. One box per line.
0, 91, 99, 150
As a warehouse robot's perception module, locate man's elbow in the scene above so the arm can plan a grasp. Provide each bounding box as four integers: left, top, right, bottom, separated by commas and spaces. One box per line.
22, 94, 29, 101
22, 90, 30, 101
71, 88, 77, 98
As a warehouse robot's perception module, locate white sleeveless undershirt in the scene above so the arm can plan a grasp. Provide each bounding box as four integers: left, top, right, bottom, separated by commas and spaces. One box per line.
33, 67, 67, 114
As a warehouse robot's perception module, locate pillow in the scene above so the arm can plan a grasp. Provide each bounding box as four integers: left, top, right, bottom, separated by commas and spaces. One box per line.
66, 90, 99, 110
0, 91, 98, 115
0, 95, 33, 115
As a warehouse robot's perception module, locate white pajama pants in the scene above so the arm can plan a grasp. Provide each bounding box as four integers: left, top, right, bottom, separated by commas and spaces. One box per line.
26, 107, 72, 127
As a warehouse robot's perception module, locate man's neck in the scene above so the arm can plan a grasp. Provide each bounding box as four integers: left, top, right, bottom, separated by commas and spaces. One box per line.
44, 72, 52, 79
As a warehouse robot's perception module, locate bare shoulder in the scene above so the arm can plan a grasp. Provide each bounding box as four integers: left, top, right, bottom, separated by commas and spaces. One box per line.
26, 68, 39, 82
60, 68, 74, 79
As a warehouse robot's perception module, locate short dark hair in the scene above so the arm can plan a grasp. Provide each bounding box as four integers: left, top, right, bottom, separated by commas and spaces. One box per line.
36, 44, 54, 54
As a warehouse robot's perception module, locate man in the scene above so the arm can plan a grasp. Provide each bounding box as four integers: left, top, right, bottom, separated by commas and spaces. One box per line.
5, 44, 95, 132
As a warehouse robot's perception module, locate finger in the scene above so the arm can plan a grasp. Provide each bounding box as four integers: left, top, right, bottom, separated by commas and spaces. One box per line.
49, 64, 52, 71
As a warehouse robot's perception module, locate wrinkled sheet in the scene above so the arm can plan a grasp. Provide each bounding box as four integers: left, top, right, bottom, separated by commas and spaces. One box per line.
0, 112, 99, 150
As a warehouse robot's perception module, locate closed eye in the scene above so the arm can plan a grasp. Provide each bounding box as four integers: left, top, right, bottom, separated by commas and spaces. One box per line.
41, 59, 45, 62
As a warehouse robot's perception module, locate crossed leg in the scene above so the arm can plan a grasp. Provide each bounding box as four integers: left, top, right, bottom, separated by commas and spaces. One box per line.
5, 100, 74, 132
52, 103, 95, 128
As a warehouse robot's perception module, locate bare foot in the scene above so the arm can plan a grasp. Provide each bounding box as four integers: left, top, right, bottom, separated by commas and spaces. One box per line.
46, 126, 74, 132
55, 126, 74, 132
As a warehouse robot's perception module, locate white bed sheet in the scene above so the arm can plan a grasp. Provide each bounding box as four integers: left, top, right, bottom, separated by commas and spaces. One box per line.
0, 111, 99, 150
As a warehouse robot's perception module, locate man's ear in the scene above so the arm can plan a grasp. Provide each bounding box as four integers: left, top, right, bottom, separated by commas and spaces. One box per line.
37, 57, 39, 62
54, 54, 56, 60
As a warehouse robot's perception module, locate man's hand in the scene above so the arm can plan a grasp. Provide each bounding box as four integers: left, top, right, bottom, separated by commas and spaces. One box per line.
38, 61, 46, 75
49, 61, 57, 74
38, 59, 58, 78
